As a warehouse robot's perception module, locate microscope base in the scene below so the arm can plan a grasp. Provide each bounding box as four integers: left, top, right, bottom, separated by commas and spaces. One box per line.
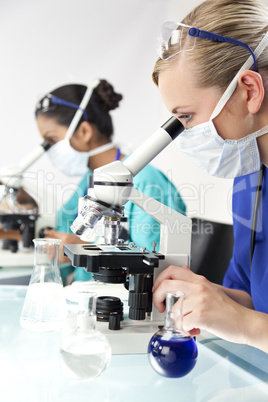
96, 319, 163, 355
64, 282, 163, 355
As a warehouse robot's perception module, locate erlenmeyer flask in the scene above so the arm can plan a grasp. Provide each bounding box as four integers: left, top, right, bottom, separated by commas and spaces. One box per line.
60, 291, 112, 381
148, 291, 198, 378
20, 238, 66, 332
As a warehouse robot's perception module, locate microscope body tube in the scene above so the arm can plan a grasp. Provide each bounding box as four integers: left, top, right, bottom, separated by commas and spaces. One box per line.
123, 117, 184, 177
0, 141, 51, 189
1, 140, 51, 177
16, 141, 50, 174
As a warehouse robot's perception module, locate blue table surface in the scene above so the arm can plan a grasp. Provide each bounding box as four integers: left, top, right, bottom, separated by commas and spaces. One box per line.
1, 285, 268, 402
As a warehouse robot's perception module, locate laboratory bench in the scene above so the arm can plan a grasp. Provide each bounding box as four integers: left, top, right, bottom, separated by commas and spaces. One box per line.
1, 284, 268, 402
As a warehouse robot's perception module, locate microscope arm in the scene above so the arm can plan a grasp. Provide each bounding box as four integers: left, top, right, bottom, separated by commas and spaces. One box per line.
128, 187, 191, 257
127, 186, 191, 322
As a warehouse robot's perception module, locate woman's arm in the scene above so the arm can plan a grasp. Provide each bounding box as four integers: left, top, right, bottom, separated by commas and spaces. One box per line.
214, 283, 254, 309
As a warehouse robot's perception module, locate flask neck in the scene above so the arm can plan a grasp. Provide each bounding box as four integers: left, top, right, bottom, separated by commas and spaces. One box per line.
164, 291, 184, 333
76, 292, 97, 332
33, 238, 60, 267
77, 311, 96, 332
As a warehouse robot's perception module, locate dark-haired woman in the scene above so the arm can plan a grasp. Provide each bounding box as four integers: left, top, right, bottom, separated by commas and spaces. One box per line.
36, 79, 186, 282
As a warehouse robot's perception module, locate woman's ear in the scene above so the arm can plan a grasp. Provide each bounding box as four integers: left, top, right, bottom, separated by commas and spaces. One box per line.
77, 121, 94, 144
238, 70, 264, 114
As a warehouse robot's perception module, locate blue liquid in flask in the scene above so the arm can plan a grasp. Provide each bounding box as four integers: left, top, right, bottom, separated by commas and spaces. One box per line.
148, 330, 198, 378
148, 291, 198, 378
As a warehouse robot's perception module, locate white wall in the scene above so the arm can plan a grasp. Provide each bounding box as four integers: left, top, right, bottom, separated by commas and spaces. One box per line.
1, 0, 265, 226
0, 0, 168, 221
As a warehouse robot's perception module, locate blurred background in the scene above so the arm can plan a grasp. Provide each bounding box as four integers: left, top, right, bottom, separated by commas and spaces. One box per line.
0, 0, 250, 227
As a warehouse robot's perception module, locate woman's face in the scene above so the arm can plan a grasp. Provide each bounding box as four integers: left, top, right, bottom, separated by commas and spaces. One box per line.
158, 57, 254, 140
37, 115, 66, 146
36, 115, 86, 151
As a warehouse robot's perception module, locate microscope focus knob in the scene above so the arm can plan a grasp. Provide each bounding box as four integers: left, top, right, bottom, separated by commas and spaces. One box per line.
128, 291, 148, 320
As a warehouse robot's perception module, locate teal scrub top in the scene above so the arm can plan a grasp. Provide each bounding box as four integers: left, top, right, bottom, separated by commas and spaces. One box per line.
56, 161, 186, 281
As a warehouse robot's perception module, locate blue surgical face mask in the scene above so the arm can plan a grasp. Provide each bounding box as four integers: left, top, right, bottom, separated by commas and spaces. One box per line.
176, 32, 268, 179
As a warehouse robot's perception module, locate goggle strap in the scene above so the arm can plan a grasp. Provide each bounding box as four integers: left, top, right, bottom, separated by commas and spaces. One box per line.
189, 27, 257, 72
50, 95, 88, 122
65, 79, 100, 140
210, 32, 268, 121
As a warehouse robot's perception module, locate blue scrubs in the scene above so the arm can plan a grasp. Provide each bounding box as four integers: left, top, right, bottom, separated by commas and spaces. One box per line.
56, 161, 186, 281
223, 167, 268, 313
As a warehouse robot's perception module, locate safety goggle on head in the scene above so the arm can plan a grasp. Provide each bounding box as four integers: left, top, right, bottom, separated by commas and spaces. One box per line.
158, 21, 258, 72
36, 94, 88, 121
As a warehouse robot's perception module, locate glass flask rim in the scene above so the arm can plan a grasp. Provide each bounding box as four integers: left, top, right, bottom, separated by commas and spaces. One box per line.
166, 290, 185, 298
70, 283, 98, 298
33, 238, 62, 245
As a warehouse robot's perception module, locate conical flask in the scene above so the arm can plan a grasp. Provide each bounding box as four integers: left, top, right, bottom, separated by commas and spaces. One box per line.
60, 290, 112, 381
20, 238, 66, 332
148, 291, 198, 378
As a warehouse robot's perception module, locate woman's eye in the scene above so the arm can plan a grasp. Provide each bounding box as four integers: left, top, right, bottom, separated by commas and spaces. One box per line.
48, 137, 58, 146
179, 114, 192, 122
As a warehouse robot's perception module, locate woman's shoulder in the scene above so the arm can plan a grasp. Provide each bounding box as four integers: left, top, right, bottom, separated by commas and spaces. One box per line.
75, 169, 93, 193
133, 163, 169, 184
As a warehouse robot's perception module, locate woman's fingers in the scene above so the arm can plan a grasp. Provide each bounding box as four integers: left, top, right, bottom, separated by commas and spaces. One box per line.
153, 278, 199, 312
152, 265, 193, 292
153, 279, 181, 312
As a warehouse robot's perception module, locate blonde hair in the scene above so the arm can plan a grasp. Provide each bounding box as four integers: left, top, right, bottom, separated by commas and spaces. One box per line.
152, 0, 268, 90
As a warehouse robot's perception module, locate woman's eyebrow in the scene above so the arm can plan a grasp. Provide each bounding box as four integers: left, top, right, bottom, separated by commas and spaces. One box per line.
172, 106, 191, 114
43, 130, 57, 139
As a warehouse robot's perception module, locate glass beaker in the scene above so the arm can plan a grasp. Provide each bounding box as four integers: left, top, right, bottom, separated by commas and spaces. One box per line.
20, 238, 66, 332
148, 291, 198, 378
60, 291, 112, 381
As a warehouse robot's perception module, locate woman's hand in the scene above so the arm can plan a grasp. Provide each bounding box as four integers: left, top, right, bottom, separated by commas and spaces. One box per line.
43, 228, 88, 263
152, 265, 253, 345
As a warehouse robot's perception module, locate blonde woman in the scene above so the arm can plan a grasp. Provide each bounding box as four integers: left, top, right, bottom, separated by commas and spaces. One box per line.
152, 0, 268, 353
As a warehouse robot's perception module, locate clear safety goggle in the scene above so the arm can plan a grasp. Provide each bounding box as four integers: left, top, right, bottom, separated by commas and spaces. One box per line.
158, 21, 258, 72
36, 94, 88, 121
158, 22, 196, 60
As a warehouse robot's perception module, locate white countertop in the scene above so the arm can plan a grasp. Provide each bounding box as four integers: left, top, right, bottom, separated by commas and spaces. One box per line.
1, 285, 268, 402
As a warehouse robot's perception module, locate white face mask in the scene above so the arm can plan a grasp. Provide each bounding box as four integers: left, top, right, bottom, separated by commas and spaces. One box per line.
177, 121, 268, 178
47, 140, 116, 176
176, 32, 268, 179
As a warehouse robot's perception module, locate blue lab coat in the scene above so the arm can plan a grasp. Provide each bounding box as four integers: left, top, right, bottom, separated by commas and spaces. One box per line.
56, 162, 186, 281
223, 167, 268, 313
